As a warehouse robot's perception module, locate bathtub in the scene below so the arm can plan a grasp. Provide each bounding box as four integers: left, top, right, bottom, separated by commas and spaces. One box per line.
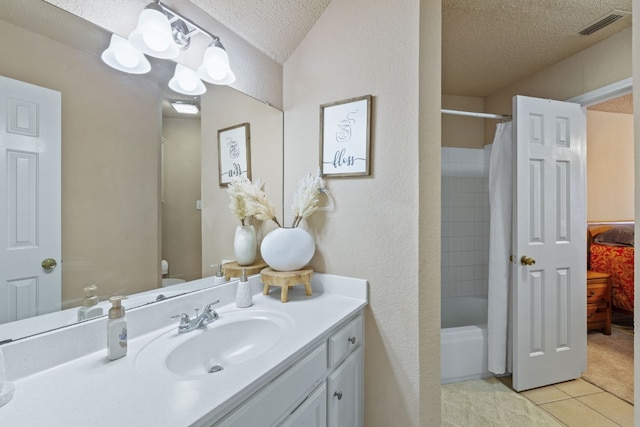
441, 296, 491, 384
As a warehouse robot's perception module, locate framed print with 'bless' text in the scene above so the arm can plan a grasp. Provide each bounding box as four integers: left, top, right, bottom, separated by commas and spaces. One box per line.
320, 95, 371, 177
218, 122, 251, 186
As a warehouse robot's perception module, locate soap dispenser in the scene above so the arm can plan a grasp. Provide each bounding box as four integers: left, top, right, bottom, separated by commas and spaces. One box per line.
107, 296, 128, 360
77, 284, 103, 321
235, 268, 252, 308
212, 262, 226, 285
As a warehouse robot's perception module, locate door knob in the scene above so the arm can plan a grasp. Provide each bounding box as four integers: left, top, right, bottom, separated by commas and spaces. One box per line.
520, 255, 536, 266
42, 258, 57, 270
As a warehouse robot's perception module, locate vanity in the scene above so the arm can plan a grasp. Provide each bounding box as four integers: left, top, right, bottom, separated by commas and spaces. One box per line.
0, 273, 367, 426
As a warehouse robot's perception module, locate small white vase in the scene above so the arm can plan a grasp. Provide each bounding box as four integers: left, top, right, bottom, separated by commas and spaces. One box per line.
260, 227, 315, 271
234, 225, 257, 266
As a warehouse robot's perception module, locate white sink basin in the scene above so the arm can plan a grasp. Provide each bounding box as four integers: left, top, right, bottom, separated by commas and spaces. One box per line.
135, 308, 294, 380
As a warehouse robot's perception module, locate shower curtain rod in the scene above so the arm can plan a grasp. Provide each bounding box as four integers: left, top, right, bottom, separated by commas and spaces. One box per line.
441, 108, 512, 120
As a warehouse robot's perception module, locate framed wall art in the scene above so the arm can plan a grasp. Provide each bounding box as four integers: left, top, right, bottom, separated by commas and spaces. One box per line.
320, 95, 372, 177
218, 122, 251, 186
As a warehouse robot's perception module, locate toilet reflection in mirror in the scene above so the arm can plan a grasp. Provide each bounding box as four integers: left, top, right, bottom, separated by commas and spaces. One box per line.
160, 259, 186, 287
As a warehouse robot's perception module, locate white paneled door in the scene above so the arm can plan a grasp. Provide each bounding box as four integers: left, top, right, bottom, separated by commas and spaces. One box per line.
512, 95, 587, 391
0, 76, 61, 325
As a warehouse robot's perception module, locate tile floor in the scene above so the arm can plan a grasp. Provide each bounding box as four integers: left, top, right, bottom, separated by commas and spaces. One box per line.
498, 376, 634, 426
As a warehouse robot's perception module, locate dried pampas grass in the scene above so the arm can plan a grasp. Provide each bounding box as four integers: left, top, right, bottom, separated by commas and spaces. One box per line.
227, 178, 281, 227
291, 170, 325, 228
227, 170, 328, 228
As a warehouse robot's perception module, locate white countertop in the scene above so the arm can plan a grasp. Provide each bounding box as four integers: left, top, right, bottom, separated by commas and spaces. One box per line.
0, 273, 368, 426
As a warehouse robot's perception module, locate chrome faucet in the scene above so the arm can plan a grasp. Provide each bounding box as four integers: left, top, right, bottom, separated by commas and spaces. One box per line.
172, 300, 220, 334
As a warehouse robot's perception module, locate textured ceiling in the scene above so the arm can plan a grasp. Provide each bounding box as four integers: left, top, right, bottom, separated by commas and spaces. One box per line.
189, 0, 332, 64
443, 0, 632, 97
38, 0, 633, 99
589, 93, 633, 114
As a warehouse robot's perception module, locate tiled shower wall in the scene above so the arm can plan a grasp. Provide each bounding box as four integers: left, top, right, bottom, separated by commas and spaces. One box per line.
441, 146, 491, 298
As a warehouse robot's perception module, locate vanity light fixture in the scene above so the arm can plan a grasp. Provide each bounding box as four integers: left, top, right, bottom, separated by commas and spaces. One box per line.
101, 0, 235, 94
170, 101, 200, 115
169, 64, 206, 95
128, 3, 180, 59
101, 34, 151, 74
198, 39, 236, 85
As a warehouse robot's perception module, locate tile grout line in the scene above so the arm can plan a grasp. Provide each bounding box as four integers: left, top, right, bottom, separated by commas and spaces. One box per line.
522, 391, 628, 427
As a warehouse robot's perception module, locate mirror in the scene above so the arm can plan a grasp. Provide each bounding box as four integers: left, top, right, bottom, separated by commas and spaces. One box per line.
0, 0, 284, 342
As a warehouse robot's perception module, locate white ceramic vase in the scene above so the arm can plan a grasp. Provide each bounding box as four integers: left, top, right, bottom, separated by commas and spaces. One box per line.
260, 227, 315, 271
234, 225, 257, 266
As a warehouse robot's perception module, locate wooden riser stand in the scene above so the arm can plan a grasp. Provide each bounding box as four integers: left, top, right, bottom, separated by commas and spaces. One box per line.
222, 261, 267, 281
261, 267, 313, 303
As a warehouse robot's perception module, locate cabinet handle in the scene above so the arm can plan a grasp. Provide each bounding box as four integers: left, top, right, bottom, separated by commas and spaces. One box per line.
588, 290, 595, 297
334, 391, 343, 400
348, 336, 357, 345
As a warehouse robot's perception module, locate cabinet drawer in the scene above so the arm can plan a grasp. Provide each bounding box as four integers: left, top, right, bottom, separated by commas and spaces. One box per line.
329, 313, 363, 368
587, 303, 608, 323
587, 283, 609, 303
216, 344, 327, 426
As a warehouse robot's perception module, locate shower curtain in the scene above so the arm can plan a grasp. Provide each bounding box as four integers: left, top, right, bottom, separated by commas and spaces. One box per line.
487, 121, 513, 375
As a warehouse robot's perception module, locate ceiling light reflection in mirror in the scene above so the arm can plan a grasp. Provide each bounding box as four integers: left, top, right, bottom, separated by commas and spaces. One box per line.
170, 101, 199, 115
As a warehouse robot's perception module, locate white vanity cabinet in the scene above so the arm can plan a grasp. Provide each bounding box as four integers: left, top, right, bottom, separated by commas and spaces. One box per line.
279, 383, 327, 426
0, 273, 368, 427
326, 315, 364, 427
215, 345, 328, 427
214, 312, 364, 427
327, 347, 363, 426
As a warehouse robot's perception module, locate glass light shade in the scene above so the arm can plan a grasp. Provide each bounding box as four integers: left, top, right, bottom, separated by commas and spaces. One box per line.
101, 34, 151, 74
128, 9, 179, 59
168, 64, 206, 95
197, 45, 234, 84
216, 69, 236, 85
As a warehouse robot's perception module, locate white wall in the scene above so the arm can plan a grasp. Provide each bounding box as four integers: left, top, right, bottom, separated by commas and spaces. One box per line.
442, 95, 485, 148
587, 110, 634, 221
162, 116, 202, 282
283, 0, 442, 424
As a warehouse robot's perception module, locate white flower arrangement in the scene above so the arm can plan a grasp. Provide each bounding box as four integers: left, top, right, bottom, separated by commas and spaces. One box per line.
228, 170, 327, 228
227, 178, 280, 227
291, 170, 325, 228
